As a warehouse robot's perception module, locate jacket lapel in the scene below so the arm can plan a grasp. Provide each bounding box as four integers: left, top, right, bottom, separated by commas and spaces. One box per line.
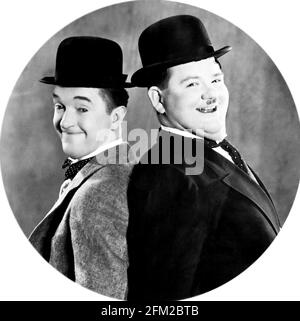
248, 165, 278, 214
205, 147, 280, 233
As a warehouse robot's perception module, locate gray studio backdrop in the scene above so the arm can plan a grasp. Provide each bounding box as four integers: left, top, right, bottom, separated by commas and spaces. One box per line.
1, 0, 299, 236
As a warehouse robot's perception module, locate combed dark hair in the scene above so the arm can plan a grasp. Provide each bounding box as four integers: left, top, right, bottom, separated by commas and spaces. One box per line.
99, 88, 129, 114
147, 69, 170, 89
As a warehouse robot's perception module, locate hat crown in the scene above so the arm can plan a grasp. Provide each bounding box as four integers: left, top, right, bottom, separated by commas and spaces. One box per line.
56, 37, 122, 81
40, 36, 131, 88
139, 15, 213, 67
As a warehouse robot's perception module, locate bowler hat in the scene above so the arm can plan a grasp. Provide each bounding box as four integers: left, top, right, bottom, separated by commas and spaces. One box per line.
40, 36, 132, 88
131, 15, 232, 87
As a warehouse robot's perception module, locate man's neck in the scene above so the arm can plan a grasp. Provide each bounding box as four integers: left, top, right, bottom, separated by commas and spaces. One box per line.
69, 133, 123, 163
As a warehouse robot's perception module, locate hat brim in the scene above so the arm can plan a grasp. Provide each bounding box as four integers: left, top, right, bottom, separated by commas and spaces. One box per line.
131, 45, 232, 87
39, 76, 134, 88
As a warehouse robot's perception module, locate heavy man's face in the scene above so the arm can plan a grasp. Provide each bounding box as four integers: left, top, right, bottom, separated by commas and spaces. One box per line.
52, 87, 113, 159
154, 57, 229, 141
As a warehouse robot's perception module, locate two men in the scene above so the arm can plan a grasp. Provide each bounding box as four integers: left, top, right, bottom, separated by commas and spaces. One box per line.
30, 15, 281, 301
29, 37, 133, 299
127, 15, 281, 300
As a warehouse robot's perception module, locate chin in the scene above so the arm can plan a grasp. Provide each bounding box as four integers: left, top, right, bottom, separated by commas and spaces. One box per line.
62, 147, 80, 159
203, 128, 226, 141
64, 152, 78, 159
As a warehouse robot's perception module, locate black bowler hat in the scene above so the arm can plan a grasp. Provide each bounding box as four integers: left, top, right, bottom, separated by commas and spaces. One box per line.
40, 36, 132, 88
131, 15, 232, 87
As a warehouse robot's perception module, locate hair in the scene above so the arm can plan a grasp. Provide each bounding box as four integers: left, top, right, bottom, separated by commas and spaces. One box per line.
147, 69, 170, 90
98, 88, 129, 114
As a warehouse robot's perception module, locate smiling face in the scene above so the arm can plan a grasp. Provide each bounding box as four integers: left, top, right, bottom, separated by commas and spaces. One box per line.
52, 86, 113, 159
154, 57, 229, 141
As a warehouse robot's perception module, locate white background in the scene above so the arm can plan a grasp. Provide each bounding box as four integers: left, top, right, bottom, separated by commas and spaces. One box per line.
0, 0, 299, 300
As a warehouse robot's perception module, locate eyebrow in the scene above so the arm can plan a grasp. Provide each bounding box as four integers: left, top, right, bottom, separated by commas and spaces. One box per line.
52, 93, 92, 103
213, 72, 224, 77
180, 76, 201, 84
73, 96, 92, 103
180, 72, 224, 84
52, 92, 59, 99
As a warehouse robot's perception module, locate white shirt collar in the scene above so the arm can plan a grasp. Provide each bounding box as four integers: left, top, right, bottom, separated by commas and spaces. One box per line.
160, 125, 226, 144
160, 125, 203, 140
69, 138, 124, 164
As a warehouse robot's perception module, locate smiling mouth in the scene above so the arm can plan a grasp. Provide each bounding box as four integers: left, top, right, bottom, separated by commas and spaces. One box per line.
196, 106, 217, 113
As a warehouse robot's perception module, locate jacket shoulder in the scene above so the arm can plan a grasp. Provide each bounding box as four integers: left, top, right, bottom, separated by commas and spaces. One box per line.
70, 163, 132, 221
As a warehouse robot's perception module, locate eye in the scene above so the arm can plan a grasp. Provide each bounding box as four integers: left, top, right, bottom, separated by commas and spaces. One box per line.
77, 107, 88, 113
54, 103, 65, 111
212, 78, 223, 84
186, 81, 199, 88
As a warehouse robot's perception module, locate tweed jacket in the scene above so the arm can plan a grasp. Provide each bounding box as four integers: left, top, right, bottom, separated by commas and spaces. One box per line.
127, 130, 281, 300
29, 143, 134, 299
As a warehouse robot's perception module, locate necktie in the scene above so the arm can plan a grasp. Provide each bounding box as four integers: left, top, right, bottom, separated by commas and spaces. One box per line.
62, 157, 93, 180
204, 138, 249, 174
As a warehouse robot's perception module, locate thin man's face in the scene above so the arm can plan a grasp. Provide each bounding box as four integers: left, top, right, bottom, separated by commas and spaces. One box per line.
161, 57, 229, 140
52, 86, 112, 159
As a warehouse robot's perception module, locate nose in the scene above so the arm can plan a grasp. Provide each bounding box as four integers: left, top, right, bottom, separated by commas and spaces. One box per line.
60, 108, 76, 130
201, 86, 217, 105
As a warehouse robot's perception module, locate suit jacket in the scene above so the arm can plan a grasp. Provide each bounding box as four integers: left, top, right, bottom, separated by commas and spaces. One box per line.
127, 130, 281, 300
29, 143, 134, 299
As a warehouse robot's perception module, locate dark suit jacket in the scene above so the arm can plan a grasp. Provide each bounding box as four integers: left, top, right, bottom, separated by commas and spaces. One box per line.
29, 144, 134, 299
127, 130, 281, 300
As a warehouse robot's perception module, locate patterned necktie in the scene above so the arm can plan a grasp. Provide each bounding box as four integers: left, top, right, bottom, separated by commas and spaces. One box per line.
204, 138, 249, 174
62, 157, 93, 180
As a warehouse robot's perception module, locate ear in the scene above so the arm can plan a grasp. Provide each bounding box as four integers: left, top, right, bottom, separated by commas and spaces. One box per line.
110, 106, 127, 130
148, 86, 165, 114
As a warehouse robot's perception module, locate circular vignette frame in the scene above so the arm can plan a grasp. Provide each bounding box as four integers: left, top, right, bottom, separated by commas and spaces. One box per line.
0, 0, 299, 300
